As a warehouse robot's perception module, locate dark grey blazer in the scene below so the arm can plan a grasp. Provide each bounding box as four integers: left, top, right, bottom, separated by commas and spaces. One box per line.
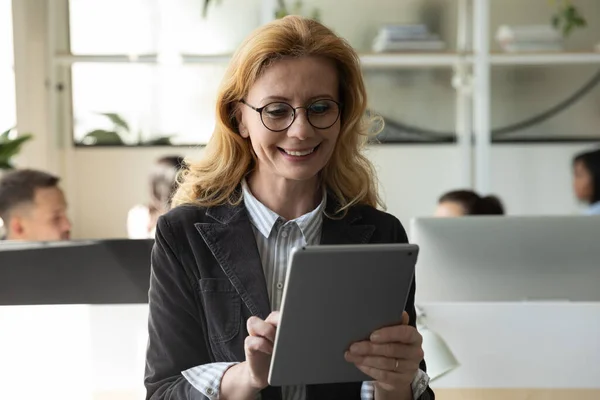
144, 199, 435, 400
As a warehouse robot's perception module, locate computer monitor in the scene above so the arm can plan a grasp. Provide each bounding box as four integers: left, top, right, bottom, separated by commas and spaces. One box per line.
410, 216, 600, 302
0, 239, 154, 305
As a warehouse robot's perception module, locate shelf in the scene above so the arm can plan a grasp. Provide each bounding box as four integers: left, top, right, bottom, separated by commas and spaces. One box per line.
489, 52, 600, 66
53, 52, 465, 68
53, 53, 232, 65
359, 53, 461, 68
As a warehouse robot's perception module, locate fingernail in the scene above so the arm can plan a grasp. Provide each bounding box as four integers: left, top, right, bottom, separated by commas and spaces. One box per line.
370, 332, 380, 341
344, 351, 350, 359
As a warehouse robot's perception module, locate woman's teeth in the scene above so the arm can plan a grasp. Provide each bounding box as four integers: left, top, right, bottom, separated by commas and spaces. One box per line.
284, 147, 315, 156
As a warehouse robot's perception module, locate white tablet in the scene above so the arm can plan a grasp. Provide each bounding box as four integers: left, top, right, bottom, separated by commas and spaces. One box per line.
268, 243, 419, 386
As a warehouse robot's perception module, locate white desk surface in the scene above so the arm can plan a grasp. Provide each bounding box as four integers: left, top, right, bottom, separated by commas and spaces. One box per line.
421, 302, 600, 389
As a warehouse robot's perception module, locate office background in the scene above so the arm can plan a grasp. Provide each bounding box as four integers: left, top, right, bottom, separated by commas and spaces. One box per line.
3, 0, 600, 239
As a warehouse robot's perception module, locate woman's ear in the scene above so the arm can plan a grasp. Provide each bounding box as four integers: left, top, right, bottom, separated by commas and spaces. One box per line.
233, 105, 249, 138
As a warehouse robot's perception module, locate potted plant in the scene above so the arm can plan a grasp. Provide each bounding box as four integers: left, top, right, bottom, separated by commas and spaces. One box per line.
550, 0, 587, 37
0, 127, 33, 172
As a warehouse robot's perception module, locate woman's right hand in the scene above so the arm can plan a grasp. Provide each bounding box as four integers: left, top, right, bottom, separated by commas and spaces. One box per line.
220, 312, 280, 399
244, 311, 280, 390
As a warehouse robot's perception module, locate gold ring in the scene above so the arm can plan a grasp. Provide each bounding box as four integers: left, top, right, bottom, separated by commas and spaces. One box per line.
395, 359, 399, 370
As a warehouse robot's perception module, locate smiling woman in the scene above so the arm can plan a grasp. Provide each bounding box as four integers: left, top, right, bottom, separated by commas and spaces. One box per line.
145, 15, 434, 400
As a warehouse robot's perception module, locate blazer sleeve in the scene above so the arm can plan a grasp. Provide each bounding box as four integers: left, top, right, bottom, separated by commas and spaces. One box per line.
393, 218, 436, 400
144, 216, 211, 400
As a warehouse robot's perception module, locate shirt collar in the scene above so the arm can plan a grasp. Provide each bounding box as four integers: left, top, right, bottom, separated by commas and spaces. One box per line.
241, 179, 326, 241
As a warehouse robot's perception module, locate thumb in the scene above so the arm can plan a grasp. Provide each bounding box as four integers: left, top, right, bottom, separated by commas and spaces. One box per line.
401, 311, 409, 325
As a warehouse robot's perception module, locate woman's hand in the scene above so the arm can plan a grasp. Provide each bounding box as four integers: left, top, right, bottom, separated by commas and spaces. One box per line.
220, 312, 280, 399
244, 311, 280, 390
344, 311, 424, 397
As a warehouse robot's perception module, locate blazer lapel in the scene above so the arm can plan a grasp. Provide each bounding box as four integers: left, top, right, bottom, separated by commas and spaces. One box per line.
321, 202, 375, 245
195, 203, 272, 320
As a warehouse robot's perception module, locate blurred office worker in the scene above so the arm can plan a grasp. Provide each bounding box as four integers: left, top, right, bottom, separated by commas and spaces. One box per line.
435, 190, 505, 217
0, 169, 71, 241
573, 148, 600, 215
127, 155, 185, 239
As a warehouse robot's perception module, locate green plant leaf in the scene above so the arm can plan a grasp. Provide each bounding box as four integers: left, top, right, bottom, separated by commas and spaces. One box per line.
0, 135, 33, 158
144, 136, 173, 145
97, 112, 130, 131
82, 129, 124, 145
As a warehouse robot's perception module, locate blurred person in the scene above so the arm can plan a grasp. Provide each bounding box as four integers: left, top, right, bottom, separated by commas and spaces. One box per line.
435, 189, 505, 217
0, 169, 71, 241
127, 156, 185, 239
573, 148, 600, 215
144, 16, 433, 400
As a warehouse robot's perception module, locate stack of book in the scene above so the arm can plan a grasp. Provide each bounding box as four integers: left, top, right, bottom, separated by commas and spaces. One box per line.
495, 25, 563, 52
372, 24, 445, 53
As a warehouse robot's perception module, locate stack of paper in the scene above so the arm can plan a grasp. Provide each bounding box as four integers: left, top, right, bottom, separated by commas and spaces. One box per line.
372, 24, 445, 53
495, 25, 563, 52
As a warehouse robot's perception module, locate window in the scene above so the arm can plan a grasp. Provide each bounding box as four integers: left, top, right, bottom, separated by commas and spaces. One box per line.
66, 0, 263, 145
0, 0, 16, 132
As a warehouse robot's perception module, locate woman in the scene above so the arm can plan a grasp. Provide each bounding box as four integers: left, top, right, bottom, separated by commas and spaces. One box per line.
435, 190, 504, 217
573, 149, 600, 215
145, 16, 433, 400
127, 156, 184, 239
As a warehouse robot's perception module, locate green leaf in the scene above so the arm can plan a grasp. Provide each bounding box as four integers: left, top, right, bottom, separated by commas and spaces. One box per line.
144, 136, 172, 146
82, 129, 124, 145
97, 112, 130, 132
551, 14, 560, 28
0, 134, 33, 164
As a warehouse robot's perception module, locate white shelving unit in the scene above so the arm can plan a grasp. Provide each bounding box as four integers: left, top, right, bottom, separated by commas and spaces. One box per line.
45, 0, 600, 193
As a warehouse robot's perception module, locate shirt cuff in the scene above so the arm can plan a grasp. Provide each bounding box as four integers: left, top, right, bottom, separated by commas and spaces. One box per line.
360, 369, 430, 400
182, 362, 238, 400
411, 369, 431, 399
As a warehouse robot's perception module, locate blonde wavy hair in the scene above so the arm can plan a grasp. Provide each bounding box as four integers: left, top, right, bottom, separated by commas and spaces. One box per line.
172, 15, 383, 214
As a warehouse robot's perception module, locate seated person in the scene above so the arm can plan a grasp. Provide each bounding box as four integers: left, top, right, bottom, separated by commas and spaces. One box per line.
572, 148, 600, 215
127, 156, 184, 239
0, 169, 71, 241
435, 189, 505, 217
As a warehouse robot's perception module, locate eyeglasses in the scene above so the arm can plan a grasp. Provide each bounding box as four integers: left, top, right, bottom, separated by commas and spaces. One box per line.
240, 99, 342, 132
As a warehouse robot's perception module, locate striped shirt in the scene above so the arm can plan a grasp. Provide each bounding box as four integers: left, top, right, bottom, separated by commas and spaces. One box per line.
182, 180, 430, 399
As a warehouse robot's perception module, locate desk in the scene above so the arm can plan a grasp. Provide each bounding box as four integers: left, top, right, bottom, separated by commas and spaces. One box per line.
422, 302, 600, 399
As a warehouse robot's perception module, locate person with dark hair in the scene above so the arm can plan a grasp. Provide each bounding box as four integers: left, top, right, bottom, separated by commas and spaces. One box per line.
435, 189, 505, 217
127, 156, 185, 239
0, 169, 71, 241
573, 148, 600, 215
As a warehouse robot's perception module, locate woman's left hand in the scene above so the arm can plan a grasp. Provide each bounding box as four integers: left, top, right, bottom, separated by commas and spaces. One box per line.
344, 311, 424, 395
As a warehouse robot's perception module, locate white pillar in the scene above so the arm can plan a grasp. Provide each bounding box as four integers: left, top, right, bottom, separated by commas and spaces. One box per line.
454, 0, 473, 189
472, 0, 491, 194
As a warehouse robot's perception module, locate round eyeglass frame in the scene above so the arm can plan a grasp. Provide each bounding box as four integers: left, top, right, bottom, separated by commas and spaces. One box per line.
240, 99, 343, 132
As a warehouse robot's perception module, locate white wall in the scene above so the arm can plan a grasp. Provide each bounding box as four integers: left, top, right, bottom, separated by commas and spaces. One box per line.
67, 142, 591, 239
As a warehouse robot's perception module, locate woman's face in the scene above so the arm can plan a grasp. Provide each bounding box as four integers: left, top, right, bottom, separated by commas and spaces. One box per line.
434, 201, 466, 217
573, 160, 593, 203
238, 55, 341, 185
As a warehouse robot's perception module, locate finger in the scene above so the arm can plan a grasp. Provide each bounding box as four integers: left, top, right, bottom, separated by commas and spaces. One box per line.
401, 311, 409, 325
265, 311, 280, 327
370, 325, 422, 345
354, 364, 405, 387
349, 341, 424, 361
244, 335, 274, 355
345, 352, 417, 373
247, 316, 276, 342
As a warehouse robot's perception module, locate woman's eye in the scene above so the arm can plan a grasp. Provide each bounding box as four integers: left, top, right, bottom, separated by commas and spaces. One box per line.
264, 104, 290, 117
309, 101, 332, 114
